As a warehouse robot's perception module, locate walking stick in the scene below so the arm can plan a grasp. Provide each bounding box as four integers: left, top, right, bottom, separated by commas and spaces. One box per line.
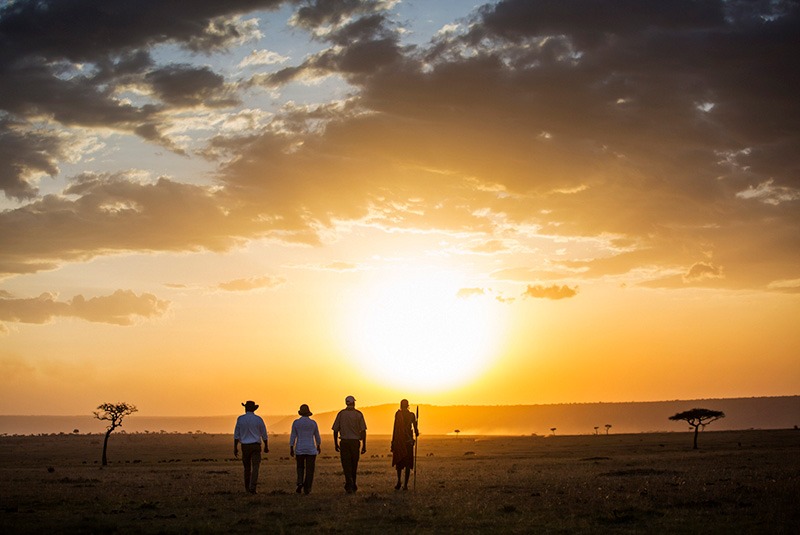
414, 405, 419, 491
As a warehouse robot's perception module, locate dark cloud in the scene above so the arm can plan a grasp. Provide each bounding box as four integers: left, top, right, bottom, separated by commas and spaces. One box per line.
290, 0, 386, 31
0, 117, 68, 200
145, 64, 239, 108
0, 289, 169, 326
0, 0, 282, 63
253, 10, 402, 87
0, 0, 285, 198
0, 172, 257, 275
1, 0, 798, 294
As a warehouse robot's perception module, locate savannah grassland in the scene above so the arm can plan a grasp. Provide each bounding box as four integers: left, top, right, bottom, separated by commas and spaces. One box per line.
1, 430, 798, 534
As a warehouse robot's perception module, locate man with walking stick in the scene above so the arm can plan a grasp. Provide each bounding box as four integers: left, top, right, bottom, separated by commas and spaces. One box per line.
391, 399, 419, 490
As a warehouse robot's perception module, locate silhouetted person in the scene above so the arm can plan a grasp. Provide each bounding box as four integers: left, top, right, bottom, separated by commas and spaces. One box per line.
233, 400, 269, 494
391, 399, 419, 490
290, 403, 321, 495
332, 395, 367, 493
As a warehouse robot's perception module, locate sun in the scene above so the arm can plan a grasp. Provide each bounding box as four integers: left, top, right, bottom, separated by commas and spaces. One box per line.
346, 269, 503, 391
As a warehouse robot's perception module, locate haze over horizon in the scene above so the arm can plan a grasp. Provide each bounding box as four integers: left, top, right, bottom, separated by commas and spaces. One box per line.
1, 1, 798, 418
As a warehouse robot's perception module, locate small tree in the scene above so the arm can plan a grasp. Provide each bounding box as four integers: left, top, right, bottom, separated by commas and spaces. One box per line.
594, 426, 599, 435
550, 427, 556, 436
454, 429, 460, 438
669, 408, 725, 449
93, 402, 137, 466
605, 424, 612, 435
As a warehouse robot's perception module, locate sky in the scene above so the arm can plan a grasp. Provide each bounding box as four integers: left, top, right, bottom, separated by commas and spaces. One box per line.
0, 0, 798, 418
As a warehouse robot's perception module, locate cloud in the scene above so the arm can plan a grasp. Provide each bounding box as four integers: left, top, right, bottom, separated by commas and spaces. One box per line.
766, 278, 800, 293
1, 0, 798, 294
683, 262, 724, 282
144, 64, 239, 108
238, 49, 290, 68
322, 262, 359, 271
522, 284, 578, 300
457, 287, 485, 299
217, 275, 284, 292
736, 180, 800, 205
0, 0, 285, 198
0, 290, 169, 327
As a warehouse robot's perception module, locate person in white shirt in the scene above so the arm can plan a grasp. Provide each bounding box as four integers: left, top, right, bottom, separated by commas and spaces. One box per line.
332, 395, 367, 493
289, 404, 322, 494
233, 400, 269, 494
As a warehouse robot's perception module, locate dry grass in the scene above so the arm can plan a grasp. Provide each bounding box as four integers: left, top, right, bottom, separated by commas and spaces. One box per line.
2, 429, 799, 533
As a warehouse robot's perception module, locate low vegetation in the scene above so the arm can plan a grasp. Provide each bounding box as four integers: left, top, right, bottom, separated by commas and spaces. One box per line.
1, 430, 798, 533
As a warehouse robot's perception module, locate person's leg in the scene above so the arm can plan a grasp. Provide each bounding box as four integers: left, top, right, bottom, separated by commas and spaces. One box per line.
241, 446, 252, 491
295, 455, 305, 492
248, 446, 262, 493
403, 466, 411, 489
304, 455, 316, 494
340, 440, 357, 492
351, 443, 360, 492
395, 466, 402, 490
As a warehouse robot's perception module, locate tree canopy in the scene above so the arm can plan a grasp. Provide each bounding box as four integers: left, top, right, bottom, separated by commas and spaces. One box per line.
669, 408, 725, 449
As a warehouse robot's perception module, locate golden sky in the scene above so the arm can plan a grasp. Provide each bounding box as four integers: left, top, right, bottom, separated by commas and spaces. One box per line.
1, 0, 798, 417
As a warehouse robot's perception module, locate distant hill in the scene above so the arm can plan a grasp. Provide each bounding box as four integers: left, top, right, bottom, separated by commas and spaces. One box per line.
2, 396, 798, 436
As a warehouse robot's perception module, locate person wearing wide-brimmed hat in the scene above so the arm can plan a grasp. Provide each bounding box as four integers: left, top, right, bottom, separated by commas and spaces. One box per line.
289, 404, 321, 494
332, 395, 367, 493
234, 400, 269, 494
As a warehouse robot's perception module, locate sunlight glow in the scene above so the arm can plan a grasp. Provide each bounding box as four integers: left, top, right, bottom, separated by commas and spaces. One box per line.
347, 269, 503, 391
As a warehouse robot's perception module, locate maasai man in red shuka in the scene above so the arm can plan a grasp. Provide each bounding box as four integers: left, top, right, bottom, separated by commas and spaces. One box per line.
391, 399, 419, 490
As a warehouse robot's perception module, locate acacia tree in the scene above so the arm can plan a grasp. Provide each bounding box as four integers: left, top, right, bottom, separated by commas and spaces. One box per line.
93, 402, 137, 466
605, 424, 612, 435
669, 408, 725, 449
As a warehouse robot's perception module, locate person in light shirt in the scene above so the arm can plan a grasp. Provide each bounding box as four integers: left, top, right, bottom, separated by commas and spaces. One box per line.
233, 400, 269, 494
289, 403, 322, 494
332, 395, 367, 493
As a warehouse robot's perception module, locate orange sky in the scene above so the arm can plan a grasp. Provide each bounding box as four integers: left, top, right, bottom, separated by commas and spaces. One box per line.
1, 1, 798, 417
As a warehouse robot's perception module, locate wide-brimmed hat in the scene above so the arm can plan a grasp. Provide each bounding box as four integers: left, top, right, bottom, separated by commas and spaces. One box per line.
345, 395, 356, 405
242, 400, 259, 411
298, 404, 312, 416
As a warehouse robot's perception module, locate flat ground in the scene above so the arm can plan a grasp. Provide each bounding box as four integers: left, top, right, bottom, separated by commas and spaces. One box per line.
1, 429, 798, 533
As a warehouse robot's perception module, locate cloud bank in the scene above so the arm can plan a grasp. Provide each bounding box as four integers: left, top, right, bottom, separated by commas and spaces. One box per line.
0, 0, 797, 297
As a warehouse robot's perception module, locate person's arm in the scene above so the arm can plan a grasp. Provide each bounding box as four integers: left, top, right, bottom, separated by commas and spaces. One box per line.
333, 430, 340, 452
262, 422, 269, 453
233, 438, 240, 458
289, 423, 297, 457
314, 424, 321, 454
360, 430, 367, 454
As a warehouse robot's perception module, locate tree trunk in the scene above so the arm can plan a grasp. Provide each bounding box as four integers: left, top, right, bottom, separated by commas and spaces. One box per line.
102, 429, 112, 466
692, 425, 699, 449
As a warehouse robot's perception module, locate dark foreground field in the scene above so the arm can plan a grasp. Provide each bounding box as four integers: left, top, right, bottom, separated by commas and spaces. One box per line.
2, 429, 798, 534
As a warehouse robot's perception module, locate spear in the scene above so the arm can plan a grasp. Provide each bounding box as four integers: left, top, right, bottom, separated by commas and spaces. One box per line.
414, 405, 419, 491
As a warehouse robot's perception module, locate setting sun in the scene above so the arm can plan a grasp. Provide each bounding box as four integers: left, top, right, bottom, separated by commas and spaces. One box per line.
346, 270, 504, 391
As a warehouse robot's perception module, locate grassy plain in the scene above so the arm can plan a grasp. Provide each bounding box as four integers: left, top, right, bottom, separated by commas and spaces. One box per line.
1, 429, 799, 534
